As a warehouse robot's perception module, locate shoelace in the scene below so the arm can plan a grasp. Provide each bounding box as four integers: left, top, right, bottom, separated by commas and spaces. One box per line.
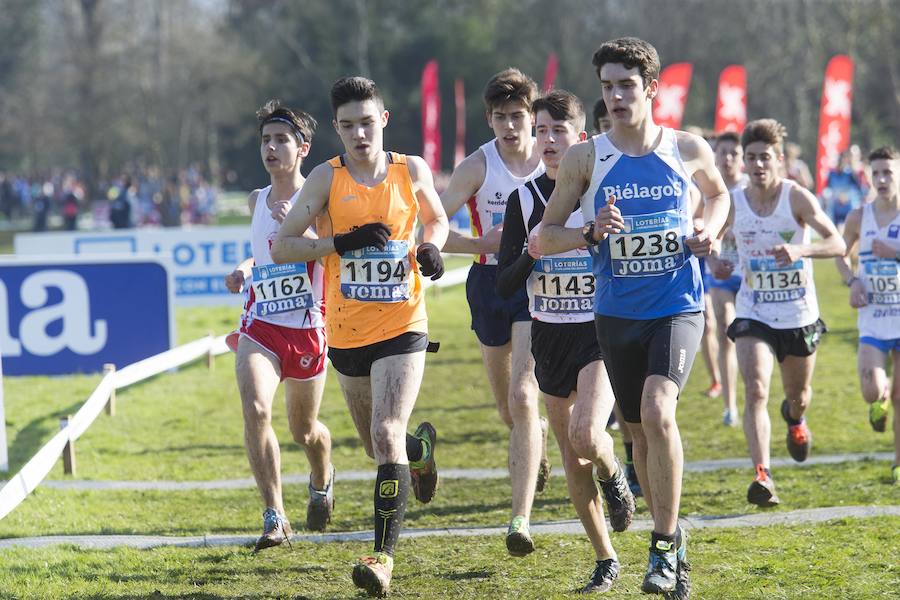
789, 423, 809, 444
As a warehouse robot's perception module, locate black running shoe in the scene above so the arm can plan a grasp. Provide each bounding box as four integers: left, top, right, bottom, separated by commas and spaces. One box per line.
579, 557, 620, 594
781, 399, 811, 462
747, 464, 780, 507
410, 421, 439, 503
665, 558, 692, 600
598, 461, 635, 532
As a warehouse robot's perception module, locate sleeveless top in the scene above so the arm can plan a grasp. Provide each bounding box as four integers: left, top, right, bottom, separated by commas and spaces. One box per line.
732, 179, 819, 328
319, 152, 426, 349
579, 129, 702, 319
466, 139, 544, 265
514, 178, 594, 324
857, 202, 900, 339
241, 185, 325, 330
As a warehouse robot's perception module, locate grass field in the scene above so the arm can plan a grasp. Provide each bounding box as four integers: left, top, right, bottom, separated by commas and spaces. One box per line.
1, 261, 898, 598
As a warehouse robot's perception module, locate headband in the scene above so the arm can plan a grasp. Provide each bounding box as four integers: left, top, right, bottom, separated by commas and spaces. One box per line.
261, 116, 306, 144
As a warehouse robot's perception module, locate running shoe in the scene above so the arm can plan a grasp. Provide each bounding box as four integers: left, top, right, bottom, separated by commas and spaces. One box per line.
625, 461, 643, 497
781, 400, 812, 462
667, 525, 691, 600
892, 465, 900, 485
746, 464, 780, 507
253, 507, 293, 552
869, 397, 890, 433
306, 463, 335, 532
410, 421, 439, 504
506, 515, 535, 557
706, 382, 723, 398
579, 557, 620, 594
598, 461, 636, 532
352, 552, 393, 598
641, 538, 678, 594
536, 416, 551, 493
722, 408, 738, 427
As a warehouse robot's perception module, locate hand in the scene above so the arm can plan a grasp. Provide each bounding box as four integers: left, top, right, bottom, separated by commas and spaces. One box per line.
871, 239, 898, 260
849, 278, 868, 308
772, 243, 803, 267
416, 242, 444, 280
710, 256, 735, 280
527, 223, 543, 259
594, 195, 623, 240
333, 222, 392, 255
270, 201, 291, 224
224, 269, 246, 293
480, 223, 504, 254
685, 224, 714, 257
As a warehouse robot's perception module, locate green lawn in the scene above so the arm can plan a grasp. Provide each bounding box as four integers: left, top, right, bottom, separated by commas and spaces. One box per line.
0, 519, 897, 599
0, 260, 898, 598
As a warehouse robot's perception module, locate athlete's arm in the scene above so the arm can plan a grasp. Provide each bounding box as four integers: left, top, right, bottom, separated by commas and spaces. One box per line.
225, 189, 262, 291
679, 132, 730, 255
407, 155, 449, 249
496, 189, 535, 298
834, 208, 867, 307
439, 151, 500, 254
776, 186, 846, 265
705, 202, 736, 280
271, 163, 335, 263
535, 141, 593, 255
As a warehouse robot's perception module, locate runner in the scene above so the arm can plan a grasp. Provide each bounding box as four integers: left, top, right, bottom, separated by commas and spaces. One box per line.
723, 119, 844, 507
705, 131, 746, 426
594, 97, 642, 496
272, 76, 449, 597
495, 90, 633, 589
440, 68, 552, 553
224, 100, 334, 551
536, 37, 730, 596
834, 145, 900, 484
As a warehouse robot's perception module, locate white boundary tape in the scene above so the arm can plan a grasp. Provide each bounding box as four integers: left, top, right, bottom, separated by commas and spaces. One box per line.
0, 264, 471, 523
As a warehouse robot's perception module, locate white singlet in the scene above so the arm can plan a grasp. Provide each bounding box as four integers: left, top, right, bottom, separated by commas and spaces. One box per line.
857, 202, 900, 340
241, 186, 325, 330
466, 139, 544, 265
732, 179, 819, 328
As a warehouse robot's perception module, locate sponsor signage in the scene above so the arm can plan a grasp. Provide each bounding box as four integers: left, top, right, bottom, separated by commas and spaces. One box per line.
0, 256, 174, 376
15, 227, 251, 306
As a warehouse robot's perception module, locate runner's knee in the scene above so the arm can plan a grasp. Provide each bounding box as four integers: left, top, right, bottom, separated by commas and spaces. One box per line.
371, 419, 405, 458
569, 422, 612, 463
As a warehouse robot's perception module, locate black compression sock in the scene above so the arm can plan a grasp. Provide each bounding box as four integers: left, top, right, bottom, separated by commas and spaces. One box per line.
373, 463, 411, 556
624, 442, 634, 464
651, 530, 677, 551
406, 433, 424, 464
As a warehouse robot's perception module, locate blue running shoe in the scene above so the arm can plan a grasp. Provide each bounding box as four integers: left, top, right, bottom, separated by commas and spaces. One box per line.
641, 539, 678, 594
254, 507, 292, 552
579, 557, 620, 593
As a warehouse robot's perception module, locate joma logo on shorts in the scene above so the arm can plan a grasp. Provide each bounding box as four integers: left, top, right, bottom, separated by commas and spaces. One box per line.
677, 348, 686, 373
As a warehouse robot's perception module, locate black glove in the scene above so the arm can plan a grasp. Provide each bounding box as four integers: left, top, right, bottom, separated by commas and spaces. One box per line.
416, 242, 444, 280
333, 222, 391, 255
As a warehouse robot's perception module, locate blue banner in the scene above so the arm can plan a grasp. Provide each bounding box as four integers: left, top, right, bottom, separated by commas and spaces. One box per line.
0, 257, 174, 375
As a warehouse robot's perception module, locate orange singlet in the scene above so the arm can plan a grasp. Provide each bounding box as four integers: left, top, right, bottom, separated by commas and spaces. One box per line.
319, 152, 427, 349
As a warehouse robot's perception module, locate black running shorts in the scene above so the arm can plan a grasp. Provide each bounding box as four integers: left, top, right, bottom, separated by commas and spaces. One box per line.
594, 312, 704, 423
531, 319, 603, 398
328, 331, 428, 377
727, 317, 826, 363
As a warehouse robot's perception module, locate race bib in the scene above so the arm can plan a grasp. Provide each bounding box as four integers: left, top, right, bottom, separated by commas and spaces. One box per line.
530, 256, 595, 315
340, 240, 410, 303
609, 211, 685, 277
862, 258, 900, 305
251, 262, 314, 317
747, 257, 806, 303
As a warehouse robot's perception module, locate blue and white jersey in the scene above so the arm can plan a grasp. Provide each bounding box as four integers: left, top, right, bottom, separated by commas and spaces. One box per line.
579, 129, 703, 319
